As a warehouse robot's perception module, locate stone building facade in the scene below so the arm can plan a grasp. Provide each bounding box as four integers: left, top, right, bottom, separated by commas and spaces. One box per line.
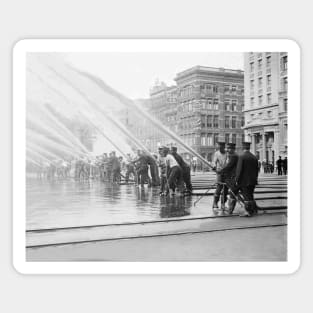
243, 52, 288, 163
120, 66, 245, 166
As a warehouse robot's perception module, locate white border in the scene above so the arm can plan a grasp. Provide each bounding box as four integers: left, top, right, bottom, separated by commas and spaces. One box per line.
13, 39, 300, 274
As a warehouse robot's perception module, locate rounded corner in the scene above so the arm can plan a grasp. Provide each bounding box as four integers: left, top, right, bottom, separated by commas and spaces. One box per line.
13, 39, 28, 53
284, 38, 301, 54
12, 258, 27, 276
286, 258, 301, 275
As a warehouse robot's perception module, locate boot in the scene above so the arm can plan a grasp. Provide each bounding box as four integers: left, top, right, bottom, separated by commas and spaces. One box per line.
221, 196, 227, 211
240, 201, 252, 217
212, 196, 219, 209
250, 200, 258, 215
227, 199, 236, 215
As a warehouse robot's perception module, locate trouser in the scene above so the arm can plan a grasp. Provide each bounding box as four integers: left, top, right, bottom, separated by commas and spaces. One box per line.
214, 183, 228, 205
240, 185, 256, 201
167, 166, 182, 192
107, 170, 112, 182
229, 183, 257, 214
137, 167, 149, 186
182, 166, 192, 192
160, 176, 169, 193
112, 169, 120, 183
150, 164, 160, 186
125, 166, 135, 182
278, 167, 282, 175
214, 174, 228, 205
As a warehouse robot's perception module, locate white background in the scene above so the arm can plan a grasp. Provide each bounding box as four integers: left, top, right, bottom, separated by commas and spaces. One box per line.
1, 0, 312, 312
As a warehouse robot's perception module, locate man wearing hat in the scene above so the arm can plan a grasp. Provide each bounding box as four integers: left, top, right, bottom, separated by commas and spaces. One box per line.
217, 142, 243, 215
170, 146, 192, 195
162, 146, 182, 195
158, 146, 169, 195
235, 142, 259, 215
212, 142, 228, 212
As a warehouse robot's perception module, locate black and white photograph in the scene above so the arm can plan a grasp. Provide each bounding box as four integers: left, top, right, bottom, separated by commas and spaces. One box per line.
13, 39, 300, 273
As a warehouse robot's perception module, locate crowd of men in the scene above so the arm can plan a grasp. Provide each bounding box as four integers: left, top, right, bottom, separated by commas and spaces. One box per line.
33, 147, 193, 196
32, 141, 286, 217
211, 141, 260, 217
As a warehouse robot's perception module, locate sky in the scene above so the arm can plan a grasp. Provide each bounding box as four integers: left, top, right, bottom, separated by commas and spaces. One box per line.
66, 52, 244, 99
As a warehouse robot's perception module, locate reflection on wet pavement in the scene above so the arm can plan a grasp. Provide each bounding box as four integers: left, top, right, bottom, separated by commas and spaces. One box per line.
26, 179, 212, 230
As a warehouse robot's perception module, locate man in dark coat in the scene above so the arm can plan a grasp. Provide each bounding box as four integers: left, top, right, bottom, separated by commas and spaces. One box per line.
218, 143, 239, 214
235, 142, 259, 215
170, 146, 192, 195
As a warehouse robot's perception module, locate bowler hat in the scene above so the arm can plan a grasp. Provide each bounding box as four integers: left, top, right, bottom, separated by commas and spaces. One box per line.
242, 142, 251, 149
226, 143, 236, 149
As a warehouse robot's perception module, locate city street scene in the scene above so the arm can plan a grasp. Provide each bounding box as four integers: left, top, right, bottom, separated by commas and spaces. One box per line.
25, 50, 288, 262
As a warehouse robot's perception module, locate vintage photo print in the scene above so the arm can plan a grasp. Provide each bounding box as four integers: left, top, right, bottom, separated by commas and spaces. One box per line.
13, 39, 300, 274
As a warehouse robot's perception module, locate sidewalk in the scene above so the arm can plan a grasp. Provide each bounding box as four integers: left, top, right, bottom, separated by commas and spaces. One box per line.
27, 213, 287, 262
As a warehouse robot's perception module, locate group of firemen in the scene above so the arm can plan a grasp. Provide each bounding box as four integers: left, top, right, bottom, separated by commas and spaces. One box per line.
33, 140, 263, 217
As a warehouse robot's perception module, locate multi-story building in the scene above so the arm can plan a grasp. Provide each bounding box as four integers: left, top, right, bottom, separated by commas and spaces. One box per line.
121, 66, 245, 165
174, 66, 244, 162
243, 52, 288, 163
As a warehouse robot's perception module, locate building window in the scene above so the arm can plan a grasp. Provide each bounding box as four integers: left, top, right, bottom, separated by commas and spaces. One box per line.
258, 77, 263, 88
250, 80, 254, 89
188, 102, 193, 111
258, 59, 262, 69
231, 85, 237, 92
231, 116, 236, 128
225, 133, 230, 144
251, 97, 254, 107
258, 95, 263, 105
224, 85, 230, 93
282, 77, 288, 91
207, 133, 213, 146
266, 55, 271, 67
201, 114, 206, 128
282, 55, 288, 71
241, 116, 245, 127
232, 134, 237, 144
213, 85, 218, 93
182, 85, 193, 97
267, 75, 271, 86
284, 98, 288, 111
225, 116, 230, 128
201, 134, 206, 146
231, 99, 237, 111
213, 98, 219, 110
267, 111, 273, 118
207, 115, 212, 128
250, 62, 254, 72
267, 93, 272, 104
213, 133, 219, 145
224, 99, 230, 111
213, 115, 219, 128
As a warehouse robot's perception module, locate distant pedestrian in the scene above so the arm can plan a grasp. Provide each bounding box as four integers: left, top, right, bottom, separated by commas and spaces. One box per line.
276, 156, 283, 175
283, 157, 288, 175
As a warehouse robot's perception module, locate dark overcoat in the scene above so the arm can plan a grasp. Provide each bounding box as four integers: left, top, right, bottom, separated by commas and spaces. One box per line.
235, 151, 259, 186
